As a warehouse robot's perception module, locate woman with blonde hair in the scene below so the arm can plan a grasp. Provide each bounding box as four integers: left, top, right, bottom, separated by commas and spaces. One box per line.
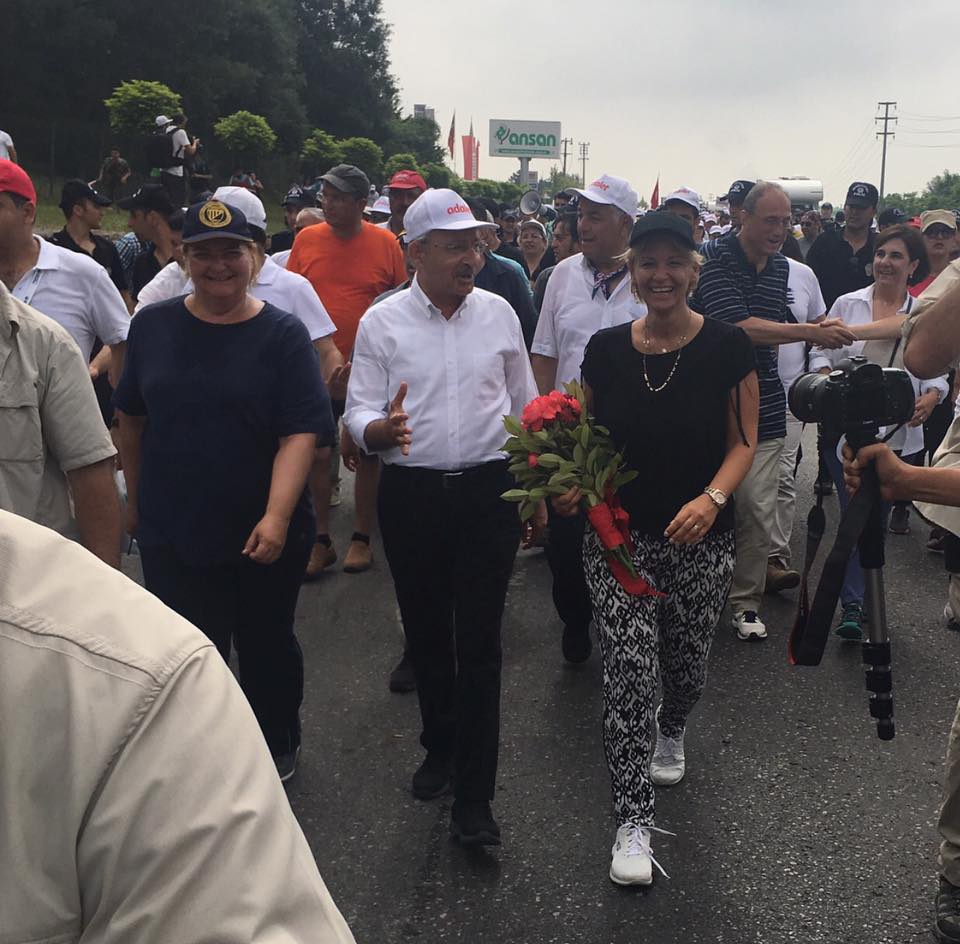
553, 213, 758, 886
114, 199, 335, 782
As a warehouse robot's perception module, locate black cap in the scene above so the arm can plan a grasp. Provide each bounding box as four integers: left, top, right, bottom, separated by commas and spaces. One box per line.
501, 208, 520, 221
845, 182, 879, 208
720, 180, 755, 204
877, 207, 906, 227
629, 213, 696, 249
181, 200, 254, 244
117, 184, 175, 215
59, 179, 112, 212
319, 164, 370, 199
282, 185, 315, 208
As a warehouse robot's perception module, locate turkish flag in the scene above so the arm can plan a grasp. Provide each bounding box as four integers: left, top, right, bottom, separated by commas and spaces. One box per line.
650, 175, 660, 209
447, 112, 456, 158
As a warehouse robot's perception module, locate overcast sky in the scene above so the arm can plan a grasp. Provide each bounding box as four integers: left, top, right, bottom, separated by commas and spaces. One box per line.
381, 0, 960, 206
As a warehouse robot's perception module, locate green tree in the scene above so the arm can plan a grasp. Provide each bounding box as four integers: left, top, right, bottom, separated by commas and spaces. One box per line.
385, 117, 444, 165
547, 166, 582, 197
421, 163, 457, 190
296, 0, 399, 144
885, 171, 960, 216
104, 80, 182, 136
461, 179, 504, 201
499, 182, 524, 206
383, 153, 421, 180
214, 111, 277, 166
338, 136, 384, 183
301, 129, 344, 175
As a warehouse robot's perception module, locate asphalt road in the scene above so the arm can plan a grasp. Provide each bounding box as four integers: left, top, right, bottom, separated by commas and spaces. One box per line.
128, 428, 960, 943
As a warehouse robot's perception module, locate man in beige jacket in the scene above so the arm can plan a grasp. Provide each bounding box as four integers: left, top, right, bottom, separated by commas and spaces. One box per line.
0, 509, 356, 944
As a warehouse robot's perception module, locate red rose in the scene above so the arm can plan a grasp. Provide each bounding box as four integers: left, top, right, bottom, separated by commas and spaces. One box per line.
528, 454, 539, 468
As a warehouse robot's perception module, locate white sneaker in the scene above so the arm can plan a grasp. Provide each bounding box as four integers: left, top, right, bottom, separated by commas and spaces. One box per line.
650, 727, 685, 786
609, 823, 670, 886
732, 610, 767, 641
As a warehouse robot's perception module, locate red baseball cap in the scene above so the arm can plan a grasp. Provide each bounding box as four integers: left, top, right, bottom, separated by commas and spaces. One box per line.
388, 170, 427, 191
0, 160, 36, 203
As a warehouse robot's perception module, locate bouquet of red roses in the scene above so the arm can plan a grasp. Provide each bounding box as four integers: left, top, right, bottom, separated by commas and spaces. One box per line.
501, 382, 662, 597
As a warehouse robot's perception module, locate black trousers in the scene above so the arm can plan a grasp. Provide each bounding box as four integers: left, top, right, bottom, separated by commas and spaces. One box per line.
378, 461, 520, 801
160, 171, 186, 206
545, 503, 593, 630
139, 537, 311, 755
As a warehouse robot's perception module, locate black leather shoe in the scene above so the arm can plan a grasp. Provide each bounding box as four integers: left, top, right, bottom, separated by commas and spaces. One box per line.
273, 745, 300, 783
412, 753, 452, 799
450, 799, 501, 846
936, 877, 960, 942
562, 622, 592, 663
389, 653, 416, 693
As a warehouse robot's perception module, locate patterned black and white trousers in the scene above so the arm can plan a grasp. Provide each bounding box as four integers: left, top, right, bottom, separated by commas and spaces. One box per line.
583, 526, 735, 827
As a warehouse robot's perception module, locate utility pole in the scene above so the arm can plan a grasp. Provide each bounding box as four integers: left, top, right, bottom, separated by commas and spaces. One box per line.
578, 141, 590, 187
875, 101, 897, 207
560, 137, 574, 176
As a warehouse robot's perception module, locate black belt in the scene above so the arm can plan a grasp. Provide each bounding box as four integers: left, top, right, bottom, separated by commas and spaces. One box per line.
382, 459, 508, 489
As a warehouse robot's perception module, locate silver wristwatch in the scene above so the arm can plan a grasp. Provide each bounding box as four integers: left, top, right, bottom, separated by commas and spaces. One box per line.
703, 487, 727, 509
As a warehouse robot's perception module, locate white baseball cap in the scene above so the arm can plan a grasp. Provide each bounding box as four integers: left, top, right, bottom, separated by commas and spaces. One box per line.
403, 188, 496, 243
664, 187, 701, 212
212, 186, 267, 233
371, 195, 390, 214
573, 174, 638, 219
155, 115, 173, 128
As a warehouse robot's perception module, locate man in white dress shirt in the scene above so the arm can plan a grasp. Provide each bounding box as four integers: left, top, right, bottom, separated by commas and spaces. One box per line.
345, 189, 539, 847
530, 173, 645, 664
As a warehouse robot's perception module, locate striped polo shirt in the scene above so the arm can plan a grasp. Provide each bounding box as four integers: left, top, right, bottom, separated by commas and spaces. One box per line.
691, 233, 789, 441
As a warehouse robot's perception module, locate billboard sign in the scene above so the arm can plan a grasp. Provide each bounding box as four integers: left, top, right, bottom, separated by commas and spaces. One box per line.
489, 119, 561, 159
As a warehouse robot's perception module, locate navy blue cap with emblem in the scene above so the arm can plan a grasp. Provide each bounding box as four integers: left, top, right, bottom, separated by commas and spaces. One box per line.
181, 200, 254, 244
845, 182, 879, 208
720, 180, 755, 204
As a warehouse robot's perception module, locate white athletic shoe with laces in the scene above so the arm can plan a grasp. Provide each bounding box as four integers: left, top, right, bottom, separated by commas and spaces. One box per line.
609, 823, 672, 886
650, 727, 685, 786
732, 609, 767, 641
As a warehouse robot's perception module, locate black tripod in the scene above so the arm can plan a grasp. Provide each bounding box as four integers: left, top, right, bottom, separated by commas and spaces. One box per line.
847, 429, 895, 741
791, 425, 896, 741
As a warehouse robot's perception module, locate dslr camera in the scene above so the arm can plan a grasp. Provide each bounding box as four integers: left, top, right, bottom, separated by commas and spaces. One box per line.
788, 355, 915, 448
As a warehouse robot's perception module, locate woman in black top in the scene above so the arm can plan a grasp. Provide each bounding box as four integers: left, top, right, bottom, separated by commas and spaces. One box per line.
553, 213, 758, 886
114, 200, 334, 782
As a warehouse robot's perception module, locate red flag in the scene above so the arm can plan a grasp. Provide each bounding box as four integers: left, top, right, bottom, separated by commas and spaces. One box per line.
650, 175, 660, 209
447, 112, 456, 158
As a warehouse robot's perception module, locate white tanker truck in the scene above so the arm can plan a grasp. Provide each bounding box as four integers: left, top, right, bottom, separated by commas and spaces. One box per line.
759, 176, 824, 213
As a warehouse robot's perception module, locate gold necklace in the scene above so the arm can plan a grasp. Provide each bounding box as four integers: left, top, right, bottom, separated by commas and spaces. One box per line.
642, 343, 684, 393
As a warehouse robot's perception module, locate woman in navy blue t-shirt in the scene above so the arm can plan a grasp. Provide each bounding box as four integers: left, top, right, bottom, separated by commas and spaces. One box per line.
114, 200, 334, 782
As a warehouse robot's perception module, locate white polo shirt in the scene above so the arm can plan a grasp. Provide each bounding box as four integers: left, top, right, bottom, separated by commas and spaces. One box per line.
778, 258, 826, 394
531, 252, 646, 390
11, 236, 130, 361
0, 130, 13, 160
135, 255, 335, 341
345, 277, 537, 470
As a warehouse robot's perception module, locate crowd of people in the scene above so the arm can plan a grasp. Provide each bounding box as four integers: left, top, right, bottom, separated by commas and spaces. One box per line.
5, 126, 960, 941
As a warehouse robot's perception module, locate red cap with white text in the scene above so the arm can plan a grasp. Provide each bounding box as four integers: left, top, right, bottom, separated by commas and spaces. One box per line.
402, 188, 496, 243
0, 160, 36, 203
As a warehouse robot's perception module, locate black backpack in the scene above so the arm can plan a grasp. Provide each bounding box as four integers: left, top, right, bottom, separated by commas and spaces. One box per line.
145, 128, 184, 170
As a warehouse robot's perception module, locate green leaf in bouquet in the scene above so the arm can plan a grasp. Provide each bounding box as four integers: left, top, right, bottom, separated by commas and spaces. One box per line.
529, 487, 549, 500
582, 473, 595, 492
534, 453, 561, 468
579, 424, 591, 449
594, 424, 610, 436
613, 470, 639, 488
595, 464, 611, 496
548, 471, 577, 486
501, 488, 530, 501
503, 415, 522, 436
573, 443, 586, 467
533, 429, 551, 442
558, 459, 578, 474
520, 501, 538, 522
586, 445, 602, 474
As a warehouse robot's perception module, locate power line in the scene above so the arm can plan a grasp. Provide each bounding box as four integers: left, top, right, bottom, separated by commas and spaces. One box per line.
900, 113, 960, 121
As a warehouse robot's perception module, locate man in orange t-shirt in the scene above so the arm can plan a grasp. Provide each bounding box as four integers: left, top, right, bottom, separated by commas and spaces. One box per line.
288, 164, 406, 575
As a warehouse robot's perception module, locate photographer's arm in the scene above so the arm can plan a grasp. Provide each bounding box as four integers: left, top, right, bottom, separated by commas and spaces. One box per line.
734, 317, 855, 349
843, 442, 960, 504
904, 275, 960, 379
850, 315, 906, 341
